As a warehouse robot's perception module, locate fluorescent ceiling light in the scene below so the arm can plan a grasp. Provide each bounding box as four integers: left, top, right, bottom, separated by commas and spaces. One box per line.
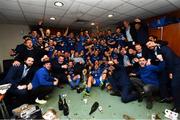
91, 22, 95, 25
50, 17, 56, 20
54, 1, 64, 7
108, 14, 113, 18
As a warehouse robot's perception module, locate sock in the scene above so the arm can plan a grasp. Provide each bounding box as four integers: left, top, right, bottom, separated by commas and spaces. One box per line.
86, 87, 91, 93
100, 79, 106, 86
103, 79, 108, 84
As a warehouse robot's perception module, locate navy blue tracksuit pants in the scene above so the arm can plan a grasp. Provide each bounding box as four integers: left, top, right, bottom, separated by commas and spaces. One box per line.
172, 64, 180, 110
108, 64, 138, 103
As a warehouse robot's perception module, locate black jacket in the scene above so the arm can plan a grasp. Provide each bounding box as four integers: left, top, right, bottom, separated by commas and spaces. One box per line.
2, 64, 35, 87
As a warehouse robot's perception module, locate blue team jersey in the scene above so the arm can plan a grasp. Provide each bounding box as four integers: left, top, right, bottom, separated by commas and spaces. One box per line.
91, 67, 103, 80
106, 35, 117, 48
31, 37, 37, 45
77, 36, 85, 52
79, 35, 86, 43
53, 36, 64, 43
68, 67, 74, 77
47, 46, 55, 58
67, 37, 76, 51
93, 44, 100, 50
114, 33, 126, 46
91, 55, 102, 63
55, 45, 67, 53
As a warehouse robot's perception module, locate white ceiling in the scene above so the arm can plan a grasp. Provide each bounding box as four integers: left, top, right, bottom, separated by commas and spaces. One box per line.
0, 0, 179, 29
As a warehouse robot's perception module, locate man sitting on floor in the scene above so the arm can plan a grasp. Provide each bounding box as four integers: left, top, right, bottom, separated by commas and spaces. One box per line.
27, 60, 59, 104
107, 57, 138, 103
1, 57, 35, 116
83, 60, 108, 96
2, 57, 35, 105
67, 60, 81, 89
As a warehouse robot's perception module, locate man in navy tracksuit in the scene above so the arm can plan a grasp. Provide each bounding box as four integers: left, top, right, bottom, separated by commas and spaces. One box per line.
27, 60, 59, 104
108, 58, 138, 103
130, 55, 165, 109
146, 41, 180, 112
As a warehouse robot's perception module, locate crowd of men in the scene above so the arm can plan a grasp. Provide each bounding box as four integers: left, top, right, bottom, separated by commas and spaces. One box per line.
1, 18, 180, 115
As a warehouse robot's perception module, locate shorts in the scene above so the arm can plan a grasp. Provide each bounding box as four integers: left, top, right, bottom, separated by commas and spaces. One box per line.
93, 76, 102, 86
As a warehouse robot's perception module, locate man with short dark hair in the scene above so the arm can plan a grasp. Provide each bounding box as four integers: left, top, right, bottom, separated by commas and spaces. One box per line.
27, 60, 59, 104
9, 35, 30, 57
13, 38, 46, 68
51, 55, 68, 85
130, 55, 165, 109
146, 41, 180, 112
2, 57, 35, 107
148, 35, 168, 46
114, 27, 126, 47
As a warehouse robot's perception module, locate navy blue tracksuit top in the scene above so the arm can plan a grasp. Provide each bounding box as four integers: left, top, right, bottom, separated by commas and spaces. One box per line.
31, 67, 53, 89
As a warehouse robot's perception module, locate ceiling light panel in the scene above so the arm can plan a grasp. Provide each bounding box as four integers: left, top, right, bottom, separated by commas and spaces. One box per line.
47, 0, 73, 10
50, 17, 56, 20
54, 1, 64, 7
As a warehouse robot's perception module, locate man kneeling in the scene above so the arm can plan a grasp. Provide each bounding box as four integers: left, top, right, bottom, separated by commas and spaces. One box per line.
130, 55, 165, 109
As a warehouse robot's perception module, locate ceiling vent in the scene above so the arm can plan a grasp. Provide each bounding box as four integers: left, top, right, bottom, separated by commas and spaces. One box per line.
75, 19, 89, 23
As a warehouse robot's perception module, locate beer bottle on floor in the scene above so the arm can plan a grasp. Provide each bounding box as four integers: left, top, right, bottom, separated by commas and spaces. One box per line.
63, 98, 69, 116
58, 95, 63, 110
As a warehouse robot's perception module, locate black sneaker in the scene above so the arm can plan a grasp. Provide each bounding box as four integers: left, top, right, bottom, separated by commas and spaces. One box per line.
76, 87, 85, 93
138, 91, 144, 102
110, 91, 121, 96
159, 97, 172, 103
171, 107, 180, 113
138, 96, 143, 102
100, 83, 106, 90
71, 87, 76, 90
146, 101, 153, 109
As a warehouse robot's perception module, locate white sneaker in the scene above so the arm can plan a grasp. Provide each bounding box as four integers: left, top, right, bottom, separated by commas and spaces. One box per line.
35, 98, 47, 104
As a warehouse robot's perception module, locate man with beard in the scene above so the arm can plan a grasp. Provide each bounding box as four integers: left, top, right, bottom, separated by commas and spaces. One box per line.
2, 57, 35, 113
13, 38, 46, 68
146, 41, 180, 113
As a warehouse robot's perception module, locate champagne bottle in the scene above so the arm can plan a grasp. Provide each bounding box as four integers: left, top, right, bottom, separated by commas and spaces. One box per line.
89, 102, 99, 115
63, 98, 69, 116
58, 95, 63, 111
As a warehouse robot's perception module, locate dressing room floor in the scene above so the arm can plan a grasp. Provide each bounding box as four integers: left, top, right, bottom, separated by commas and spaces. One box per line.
38, 85, 172, 120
